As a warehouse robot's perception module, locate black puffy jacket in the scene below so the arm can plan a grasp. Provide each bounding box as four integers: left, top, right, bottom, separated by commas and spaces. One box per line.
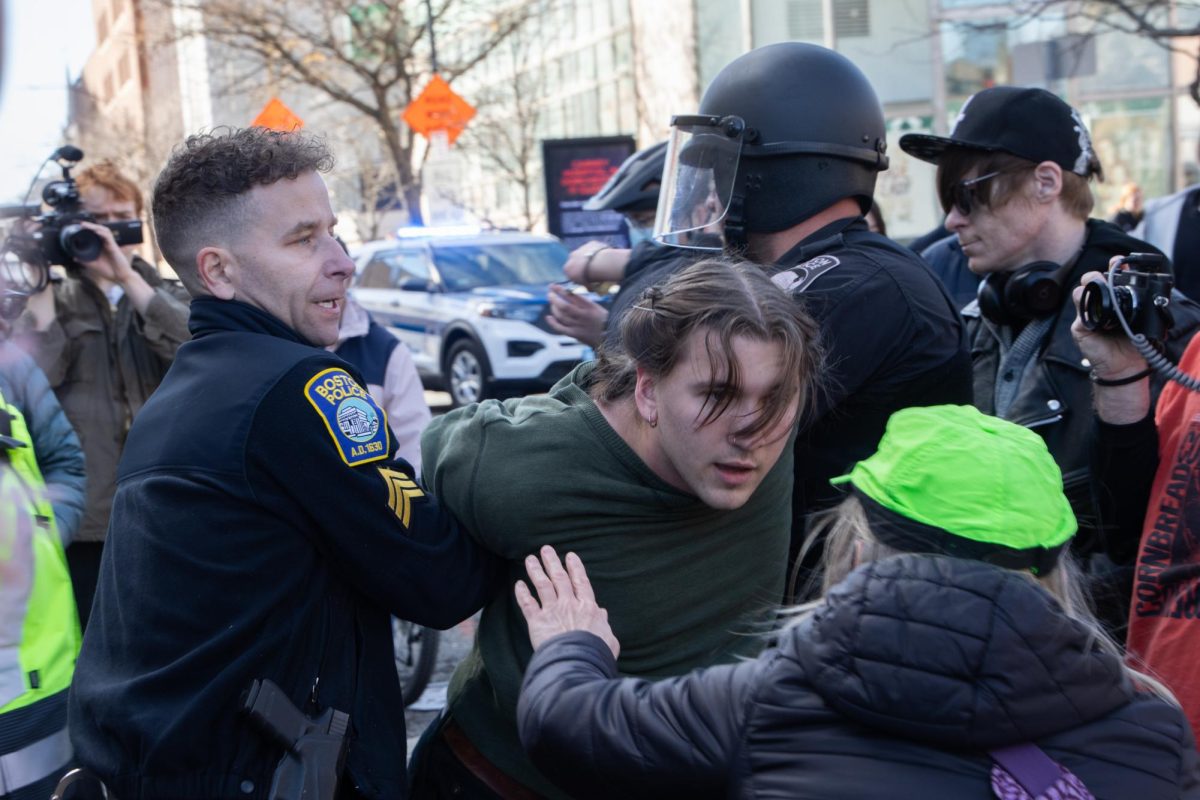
518, 554, 1200, 799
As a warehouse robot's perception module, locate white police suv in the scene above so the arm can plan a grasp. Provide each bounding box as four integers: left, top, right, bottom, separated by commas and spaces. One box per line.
350, 229, 594, 407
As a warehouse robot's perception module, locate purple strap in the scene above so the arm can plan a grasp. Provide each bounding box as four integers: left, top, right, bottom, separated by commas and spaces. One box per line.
989, 743, 1065, 797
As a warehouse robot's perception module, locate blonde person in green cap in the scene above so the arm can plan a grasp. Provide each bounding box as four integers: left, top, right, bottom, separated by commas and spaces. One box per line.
509, 405, 1199, 800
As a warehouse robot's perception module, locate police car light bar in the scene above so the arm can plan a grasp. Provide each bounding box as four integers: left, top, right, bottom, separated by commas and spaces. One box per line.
394, 225, 482, 239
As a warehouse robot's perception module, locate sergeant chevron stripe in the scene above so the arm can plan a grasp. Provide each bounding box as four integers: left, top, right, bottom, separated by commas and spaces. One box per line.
378, 467, 424, 527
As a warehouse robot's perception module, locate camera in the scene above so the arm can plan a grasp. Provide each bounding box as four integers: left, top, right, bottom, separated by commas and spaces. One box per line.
1080, 253, 1174, 344
0, 145, 143, 272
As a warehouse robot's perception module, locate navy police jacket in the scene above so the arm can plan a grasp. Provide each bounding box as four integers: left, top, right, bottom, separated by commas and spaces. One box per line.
772, 218, 972, 546
68, 298, 500, 800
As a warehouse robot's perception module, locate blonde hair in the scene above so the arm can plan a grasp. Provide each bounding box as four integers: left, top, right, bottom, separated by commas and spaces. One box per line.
789, 495, 1177, 703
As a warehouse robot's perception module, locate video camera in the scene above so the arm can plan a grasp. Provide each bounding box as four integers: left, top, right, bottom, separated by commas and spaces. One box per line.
0, 145, 143, 273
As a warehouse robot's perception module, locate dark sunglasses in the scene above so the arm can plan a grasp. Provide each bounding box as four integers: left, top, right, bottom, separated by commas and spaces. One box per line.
950, 170, 1003, 216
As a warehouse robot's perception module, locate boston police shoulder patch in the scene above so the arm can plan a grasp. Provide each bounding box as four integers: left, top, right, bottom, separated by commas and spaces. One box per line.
771, 254, 842, 295
304, 367, 391, 467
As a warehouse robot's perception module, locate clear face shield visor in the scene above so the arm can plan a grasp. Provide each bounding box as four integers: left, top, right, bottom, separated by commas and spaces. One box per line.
654, 115, 746, 251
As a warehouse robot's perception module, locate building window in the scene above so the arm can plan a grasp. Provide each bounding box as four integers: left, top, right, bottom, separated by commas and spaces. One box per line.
599, 81, 618, 134
579, 43, 596, 83
613, 33, 632, 69
785, 0, 870, 42
940, 19, 1010, 101
785, 0, 823, 41
834, 0, 870, 39
616, 77, 635, 134
612, 0, 630, 27
580, 88, 600, 133
595, 0, 612, 30
596, 39, 614, 77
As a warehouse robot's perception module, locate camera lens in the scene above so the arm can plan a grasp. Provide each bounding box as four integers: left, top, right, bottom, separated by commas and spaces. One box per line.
1081, 279, 1116, 331
1081, 279, 1136, 332
60, 223, 102, 262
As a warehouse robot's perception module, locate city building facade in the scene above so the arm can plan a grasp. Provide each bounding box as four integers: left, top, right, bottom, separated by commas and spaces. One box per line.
70, 0, 1199, 244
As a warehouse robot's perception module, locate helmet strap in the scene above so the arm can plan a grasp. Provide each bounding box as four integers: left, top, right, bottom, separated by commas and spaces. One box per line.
723, 191, 748, 251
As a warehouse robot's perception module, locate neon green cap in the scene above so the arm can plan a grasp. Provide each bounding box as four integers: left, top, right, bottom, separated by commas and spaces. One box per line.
831, 405, 1076, 571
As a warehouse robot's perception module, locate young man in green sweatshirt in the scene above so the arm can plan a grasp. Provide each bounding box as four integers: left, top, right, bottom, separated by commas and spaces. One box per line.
410, 257, 823, 799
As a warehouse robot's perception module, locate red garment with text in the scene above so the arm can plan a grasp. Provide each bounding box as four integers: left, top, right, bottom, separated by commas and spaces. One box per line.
1127, 335, 1200, 741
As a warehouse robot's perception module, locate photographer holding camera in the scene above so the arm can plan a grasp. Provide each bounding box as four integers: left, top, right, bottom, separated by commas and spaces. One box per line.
899, 87, 1200, 637
1073, 261, 1200, 741
12, 158, 190, 630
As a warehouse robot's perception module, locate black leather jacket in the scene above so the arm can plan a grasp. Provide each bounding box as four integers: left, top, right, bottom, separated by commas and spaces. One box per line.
963, 220, 1200, 559
518, 555, 1200, 799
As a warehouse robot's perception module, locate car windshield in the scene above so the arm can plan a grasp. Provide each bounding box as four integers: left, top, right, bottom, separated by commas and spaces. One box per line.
431, 242, 568, 292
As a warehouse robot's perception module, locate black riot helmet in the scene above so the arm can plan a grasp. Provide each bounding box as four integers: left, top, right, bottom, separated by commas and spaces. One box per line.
656, 43, 889, 250
584, 141, 667, 213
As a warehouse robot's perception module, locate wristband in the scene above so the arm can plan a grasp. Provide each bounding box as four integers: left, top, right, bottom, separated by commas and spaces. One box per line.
582, 246, 610, 285
1089, 367, 1153, 387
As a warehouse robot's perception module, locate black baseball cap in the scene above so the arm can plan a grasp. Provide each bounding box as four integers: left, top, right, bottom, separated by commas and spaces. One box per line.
900, 86, 1103, 179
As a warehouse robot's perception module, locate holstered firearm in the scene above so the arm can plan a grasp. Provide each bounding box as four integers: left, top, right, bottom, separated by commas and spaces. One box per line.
243, 678, 350, 800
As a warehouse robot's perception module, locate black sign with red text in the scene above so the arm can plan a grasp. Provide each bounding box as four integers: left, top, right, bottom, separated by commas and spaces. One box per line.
542, 136, 636, 251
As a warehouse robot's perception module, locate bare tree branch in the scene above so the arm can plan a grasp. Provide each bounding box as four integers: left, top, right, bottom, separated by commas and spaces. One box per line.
138, 0, 535, 225
457, 5, 551, 229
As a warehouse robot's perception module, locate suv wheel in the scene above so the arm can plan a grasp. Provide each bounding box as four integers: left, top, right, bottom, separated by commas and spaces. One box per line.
446, 340, 490, 407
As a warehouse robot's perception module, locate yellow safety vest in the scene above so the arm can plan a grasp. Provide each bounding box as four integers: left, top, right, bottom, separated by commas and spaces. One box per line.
0, 387, 80, 715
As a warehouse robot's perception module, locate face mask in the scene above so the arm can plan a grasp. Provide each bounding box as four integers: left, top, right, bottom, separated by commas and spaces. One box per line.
626, 223, 655, 248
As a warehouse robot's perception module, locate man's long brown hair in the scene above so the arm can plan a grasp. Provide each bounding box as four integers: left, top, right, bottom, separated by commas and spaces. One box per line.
590, 258, 823, 438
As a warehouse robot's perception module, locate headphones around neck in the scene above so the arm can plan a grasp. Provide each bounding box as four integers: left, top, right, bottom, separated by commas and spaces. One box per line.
977, 260, 1071, 326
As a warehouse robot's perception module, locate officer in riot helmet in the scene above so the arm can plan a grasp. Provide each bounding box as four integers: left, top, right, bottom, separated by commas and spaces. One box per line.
661, 42, 973, 592
586, 140, 667, 247
656, 47, 885, 258
551, 141, 708, 351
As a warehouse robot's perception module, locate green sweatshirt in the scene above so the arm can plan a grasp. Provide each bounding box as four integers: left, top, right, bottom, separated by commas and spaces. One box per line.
421, 362, 794, 798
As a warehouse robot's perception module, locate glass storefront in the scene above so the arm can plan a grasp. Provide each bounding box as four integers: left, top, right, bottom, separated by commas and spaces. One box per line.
934, 3, 1176, 217
1083, 96, 1171, 214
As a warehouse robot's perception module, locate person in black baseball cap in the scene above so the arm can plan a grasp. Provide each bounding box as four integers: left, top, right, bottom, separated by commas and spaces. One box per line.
901, 86, 1104, 181
899, 86, 1200, 640
899, 86, 1108, 279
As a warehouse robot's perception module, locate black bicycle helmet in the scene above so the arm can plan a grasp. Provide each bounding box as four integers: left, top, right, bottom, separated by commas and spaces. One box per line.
583, 141, 668, 213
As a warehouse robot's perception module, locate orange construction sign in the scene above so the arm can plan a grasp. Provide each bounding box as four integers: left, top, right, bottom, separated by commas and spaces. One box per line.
252, 98, 304, 132
402, 75, 476, 145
